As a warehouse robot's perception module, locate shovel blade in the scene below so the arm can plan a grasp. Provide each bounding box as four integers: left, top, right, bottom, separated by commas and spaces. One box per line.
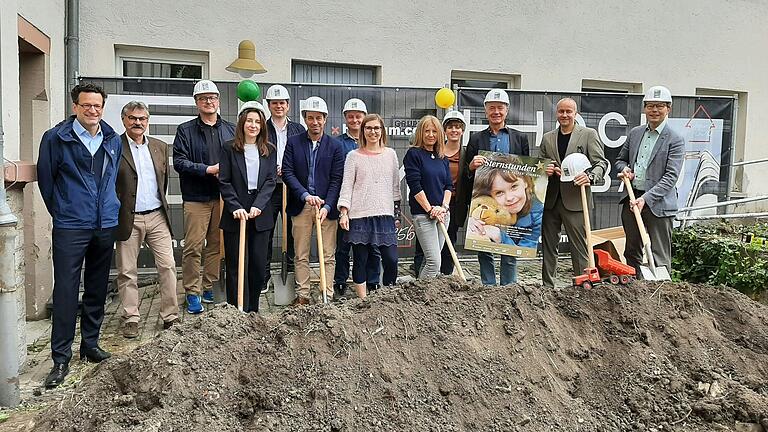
639, 265, 671, 281
272, 271, 296, 305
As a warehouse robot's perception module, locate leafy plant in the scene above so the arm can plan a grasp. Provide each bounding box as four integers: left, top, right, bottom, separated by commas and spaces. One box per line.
672, 222, 768, 297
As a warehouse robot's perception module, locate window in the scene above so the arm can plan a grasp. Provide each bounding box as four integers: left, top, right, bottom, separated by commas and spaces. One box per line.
451, 70, 520, 89
115, 45, 209, 94
122, 60, 201, 79
292, 60, 379, 85
581, 79, 642, 94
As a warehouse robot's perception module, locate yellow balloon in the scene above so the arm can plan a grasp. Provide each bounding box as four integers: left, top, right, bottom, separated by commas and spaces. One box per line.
435, 88, 455, 109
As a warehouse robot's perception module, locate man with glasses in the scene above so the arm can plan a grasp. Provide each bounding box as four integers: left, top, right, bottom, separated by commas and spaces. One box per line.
616, 86, 684, 276
263, 85, 305, 293
173, 80, 235, 313
333, 98, 381, 298
37, 83, 122, 388
459, 89, 530, 286
115, 101, 179, 337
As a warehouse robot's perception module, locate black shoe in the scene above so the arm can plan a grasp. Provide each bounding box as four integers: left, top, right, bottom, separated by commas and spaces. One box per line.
367, 283, 381, 292
163, 318, 180, 330
333, 283, 347, 298
80, 346, 112, 363
44, 363, 69, 389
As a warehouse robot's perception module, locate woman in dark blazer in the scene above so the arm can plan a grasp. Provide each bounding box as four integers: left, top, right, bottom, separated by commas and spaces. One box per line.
219, 101, 277, 312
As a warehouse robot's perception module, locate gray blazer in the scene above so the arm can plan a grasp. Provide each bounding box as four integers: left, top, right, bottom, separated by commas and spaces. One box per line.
539, 124, 608, 212
615, 123, 685, 217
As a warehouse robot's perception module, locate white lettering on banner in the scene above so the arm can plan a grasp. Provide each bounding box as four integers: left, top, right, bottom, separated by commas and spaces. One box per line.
591, 161, 612, 193
464, 111, 545, 148
599, 112, 628, 148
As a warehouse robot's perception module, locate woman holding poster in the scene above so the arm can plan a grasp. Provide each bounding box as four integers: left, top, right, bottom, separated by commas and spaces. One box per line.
404, 115, 453, 278
465, 153, 545, 256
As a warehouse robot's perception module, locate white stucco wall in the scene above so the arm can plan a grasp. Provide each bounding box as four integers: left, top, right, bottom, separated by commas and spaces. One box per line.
77, 0, 768, 205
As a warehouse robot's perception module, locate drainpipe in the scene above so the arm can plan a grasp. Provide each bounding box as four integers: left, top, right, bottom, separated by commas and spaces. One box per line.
0, 8, 21, 408
65, 0, 79, 92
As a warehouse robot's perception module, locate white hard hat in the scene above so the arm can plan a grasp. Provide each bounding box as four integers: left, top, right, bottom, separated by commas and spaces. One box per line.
193, 80, 219, 96
483, 89, 510, 105
265, 85, 290, 101
238, 101, 267, 117
301, 96, 329, 115
560, 153, 592, 182
643, 86, 672, 103
442, 110, 466, 127
342, 98, 367, 114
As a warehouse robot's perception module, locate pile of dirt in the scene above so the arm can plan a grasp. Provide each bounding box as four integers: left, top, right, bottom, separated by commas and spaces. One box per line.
30, 278, 768, 431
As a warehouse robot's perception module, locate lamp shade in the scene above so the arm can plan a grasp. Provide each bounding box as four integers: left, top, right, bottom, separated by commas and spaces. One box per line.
226, 40, 267, 76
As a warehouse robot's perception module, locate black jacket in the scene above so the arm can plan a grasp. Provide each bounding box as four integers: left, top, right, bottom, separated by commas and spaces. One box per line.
455, 126, 530, 228
172, 115, 235, 202
218, 140, 277, 232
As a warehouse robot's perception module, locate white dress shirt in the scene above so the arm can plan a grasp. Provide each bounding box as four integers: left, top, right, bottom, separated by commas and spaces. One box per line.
129, 136, 163, 212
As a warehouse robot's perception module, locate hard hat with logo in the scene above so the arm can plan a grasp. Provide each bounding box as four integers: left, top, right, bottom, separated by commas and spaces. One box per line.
301, 96, 329, 115
483, 89, 510, 105
643, 86, 672, 103
560, 153, 592, 182
193, 80, 219, 96
238, 101, 267, 117
265, 85, 290, 101
442, 110, 466, 127
342, 98, 367, 114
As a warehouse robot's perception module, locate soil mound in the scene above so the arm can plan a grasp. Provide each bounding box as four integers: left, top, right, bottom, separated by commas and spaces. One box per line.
31, 279, 768, 431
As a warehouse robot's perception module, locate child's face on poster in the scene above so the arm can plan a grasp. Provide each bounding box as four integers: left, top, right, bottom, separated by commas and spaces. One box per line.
490, 174, 527, 215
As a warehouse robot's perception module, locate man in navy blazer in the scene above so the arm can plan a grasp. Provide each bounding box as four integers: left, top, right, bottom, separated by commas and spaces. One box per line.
282, 96, 344, 304
458, 89, 530, 286
616, 85, 684, 276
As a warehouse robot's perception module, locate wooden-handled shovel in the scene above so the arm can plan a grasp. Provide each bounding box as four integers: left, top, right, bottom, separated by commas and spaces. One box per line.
438, 221, 466, 281
237, 217, 246, 311
315, 207, 328, 304
621, 176, 671, 281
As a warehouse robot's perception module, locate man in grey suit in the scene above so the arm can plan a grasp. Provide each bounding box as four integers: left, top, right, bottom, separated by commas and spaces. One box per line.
615, 86, 684, 276
539, 98, 608, 288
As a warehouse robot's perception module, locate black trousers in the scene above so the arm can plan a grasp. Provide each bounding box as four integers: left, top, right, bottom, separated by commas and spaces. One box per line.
351, 243, 398, 286
265, 183, 294, 286
51, 227, 115, 364
223, 226, 270, 313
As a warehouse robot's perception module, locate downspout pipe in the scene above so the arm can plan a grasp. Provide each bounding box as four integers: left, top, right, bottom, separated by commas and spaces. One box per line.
66, 0, 79, 91
0, 6, 21, 408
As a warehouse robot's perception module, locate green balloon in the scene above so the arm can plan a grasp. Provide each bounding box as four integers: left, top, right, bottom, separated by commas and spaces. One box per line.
237, 80, 261, 102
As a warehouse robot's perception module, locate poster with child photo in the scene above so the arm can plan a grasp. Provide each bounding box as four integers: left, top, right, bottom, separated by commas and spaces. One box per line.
465, 151, 550, 257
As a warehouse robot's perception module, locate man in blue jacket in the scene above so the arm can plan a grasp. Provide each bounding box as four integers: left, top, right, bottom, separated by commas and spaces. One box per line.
282, 96, 344, 305
173, 80, 235, 313
37, 83, 122, 388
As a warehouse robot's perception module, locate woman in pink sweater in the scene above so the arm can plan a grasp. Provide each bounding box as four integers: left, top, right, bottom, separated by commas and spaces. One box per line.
337, 114, 401, 299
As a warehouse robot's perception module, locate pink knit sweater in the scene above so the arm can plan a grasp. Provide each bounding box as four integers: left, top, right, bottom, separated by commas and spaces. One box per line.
337, 148, 401, 219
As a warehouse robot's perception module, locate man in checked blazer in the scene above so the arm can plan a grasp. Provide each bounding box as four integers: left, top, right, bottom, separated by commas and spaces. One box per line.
539, 98, 608, 288
615, 86, 685, 276
115, 101, 179, 337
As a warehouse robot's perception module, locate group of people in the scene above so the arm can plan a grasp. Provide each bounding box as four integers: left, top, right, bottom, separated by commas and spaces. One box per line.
36, 81, 683, 389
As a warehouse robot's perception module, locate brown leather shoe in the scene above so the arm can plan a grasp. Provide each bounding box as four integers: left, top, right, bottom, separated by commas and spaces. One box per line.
162, 318, 180, 330
292, 297, 310, 306
122, 322, 139, 339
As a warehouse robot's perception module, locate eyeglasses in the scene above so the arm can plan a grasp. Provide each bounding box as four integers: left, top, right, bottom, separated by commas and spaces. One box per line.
77, 103, 103, 111
196, 95, 219, 103
644, 103, 668, 110
364, 126, 382, 132
126, 115, 148, 122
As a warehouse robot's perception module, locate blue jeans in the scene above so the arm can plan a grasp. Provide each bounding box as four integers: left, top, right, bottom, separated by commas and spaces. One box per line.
478, 252, 518, 285
412, 213, 449, 278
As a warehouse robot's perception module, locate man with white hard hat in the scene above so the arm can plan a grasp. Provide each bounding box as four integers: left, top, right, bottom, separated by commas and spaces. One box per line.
173, 79, 235, 313
615, 86, 684, 277
282, 96, 345, 304
263, 84, 305, 293
459, 89, 530, 286
539, 98, 608, 288
333, 98, 382, 298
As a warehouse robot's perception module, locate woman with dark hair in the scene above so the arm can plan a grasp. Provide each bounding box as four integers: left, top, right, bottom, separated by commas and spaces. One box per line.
218, 102, 277, 312
337, 113, 401, 299
404, 115, 453, 278
467, 154, 543, 249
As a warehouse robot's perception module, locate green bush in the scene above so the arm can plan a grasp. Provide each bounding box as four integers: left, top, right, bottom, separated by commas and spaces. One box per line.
672, 223, 768, 297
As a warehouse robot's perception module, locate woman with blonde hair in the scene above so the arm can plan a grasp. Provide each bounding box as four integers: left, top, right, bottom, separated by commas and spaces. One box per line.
337, 114, 401, 298
403, 115, 453, 278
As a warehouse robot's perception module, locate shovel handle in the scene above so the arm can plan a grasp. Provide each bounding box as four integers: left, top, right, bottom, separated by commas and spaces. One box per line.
622, 176, 652, 246
580, 184, 595, 268
237, 217, 246, 312
315, 207, 328, 304
438, 221, 466, 281
281, 186, 288, 252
